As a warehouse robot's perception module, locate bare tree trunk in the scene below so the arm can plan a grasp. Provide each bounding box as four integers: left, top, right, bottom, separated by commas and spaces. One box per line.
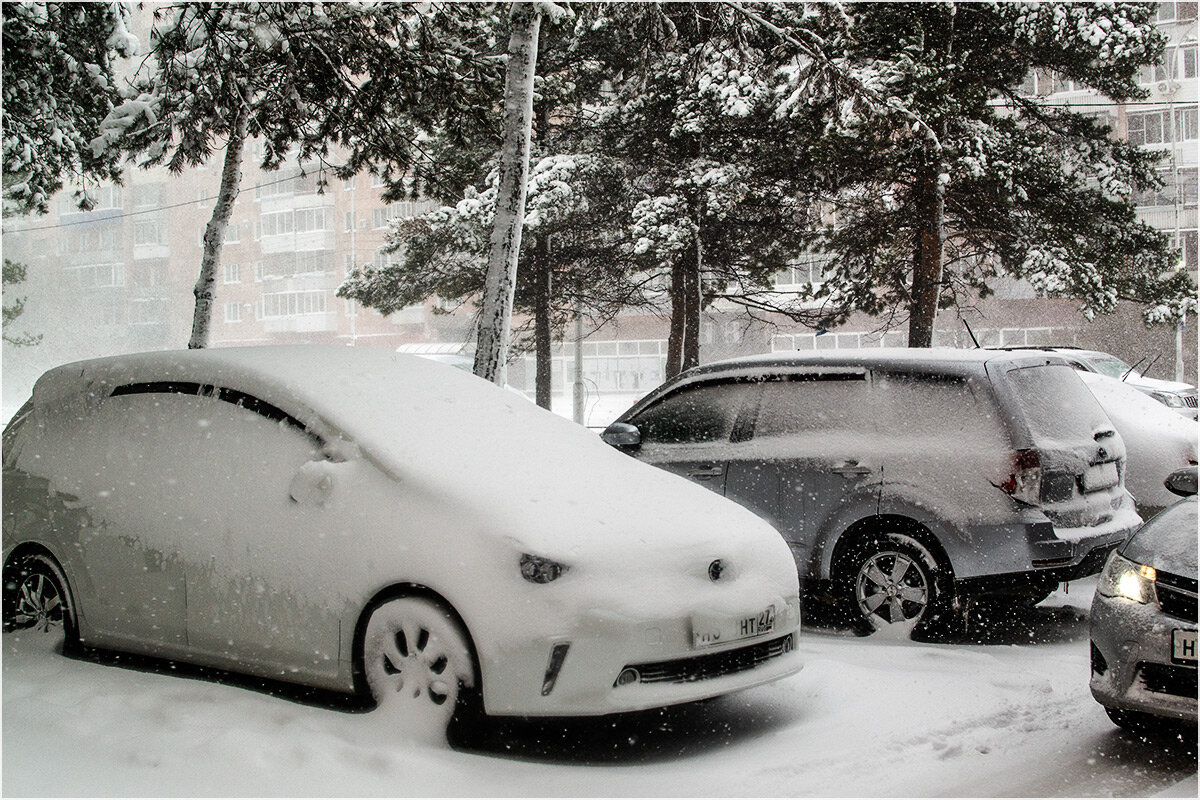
666, 258, 686, 378
475, 2, 542, 383
682, 230, 702, 370
907, 156, 945, 348
188, 110, 248, 350
534, 236, 552, 409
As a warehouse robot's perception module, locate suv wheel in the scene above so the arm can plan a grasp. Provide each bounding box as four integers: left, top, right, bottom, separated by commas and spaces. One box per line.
842, 532, 941, 635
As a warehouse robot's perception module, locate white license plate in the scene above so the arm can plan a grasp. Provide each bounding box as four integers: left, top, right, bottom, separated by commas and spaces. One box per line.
1172, 629, 1197, 664
1082, 462, 1119, 492
693, 606, 776, 649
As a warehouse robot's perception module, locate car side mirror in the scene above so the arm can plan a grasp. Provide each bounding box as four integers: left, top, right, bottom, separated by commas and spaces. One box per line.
601, 422, 641, 448
289, 460, 338, 506
1164, 466, 1198, 497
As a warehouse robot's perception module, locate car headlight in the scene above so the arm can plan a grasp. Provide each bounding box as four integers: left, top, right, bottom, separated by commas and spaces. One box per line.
520, 553, 569, 584
1096, 551, 1156, 604
1151, 391, 1185, 408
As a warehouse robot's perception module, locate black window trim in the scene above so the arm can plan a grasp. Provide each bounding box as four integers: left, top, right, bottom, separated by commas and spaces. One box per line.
109, 381, 321, 445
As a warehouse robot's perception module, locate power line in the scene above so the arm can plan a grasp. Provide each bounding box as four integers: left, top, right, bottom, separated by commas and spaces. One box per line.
4, 170, 356, 233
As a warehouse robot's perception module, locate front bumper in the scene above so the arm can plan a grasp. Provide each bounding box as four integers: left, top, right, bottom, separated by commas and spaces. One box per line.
478, 598, 802, 716
1089, 592, 1198, 723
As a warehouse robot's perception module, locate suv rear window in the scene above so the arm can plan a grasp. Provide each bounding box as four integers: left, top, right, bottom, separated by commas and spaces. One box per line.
1005, 364, 1111, 441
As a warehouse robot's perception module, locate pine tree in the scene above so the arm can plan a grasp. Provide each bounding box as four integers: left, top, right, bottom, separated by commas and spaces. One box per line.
795, 2, 1193, 345
2, 1, 138, 215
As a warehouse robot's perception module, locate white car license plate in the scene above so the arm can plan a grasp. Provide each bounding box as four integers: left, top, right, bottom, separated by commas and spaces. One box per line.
1082, 462, 1119, 492
693, 605, 776, 649
1172, 629, 1197, 664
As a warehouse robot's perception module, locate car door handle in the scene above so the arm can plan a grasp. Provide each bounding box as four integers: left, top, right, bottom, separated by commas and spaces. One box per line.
688, 465, 724, 479
832, 461, 873, 477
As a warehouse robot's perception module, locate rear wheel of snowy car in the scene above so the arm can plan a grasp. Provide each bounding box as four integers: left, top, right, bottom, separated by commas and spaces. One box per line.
361, 597, 478, 740
842, 532, 941, 635
3, 553, 78, 652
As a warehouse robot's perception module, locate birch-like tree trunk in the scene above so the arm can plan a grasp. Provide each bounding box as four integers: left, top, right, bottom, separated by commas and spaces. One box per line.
188, 109, 248, 349
474, 2, 542, 383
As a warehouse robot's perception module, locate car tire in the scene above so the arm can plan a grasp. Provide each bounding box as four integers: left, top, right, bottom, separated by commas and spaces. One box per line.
3, 553, 78, 652
361, 597, 478, 741
842, 532, 941, 636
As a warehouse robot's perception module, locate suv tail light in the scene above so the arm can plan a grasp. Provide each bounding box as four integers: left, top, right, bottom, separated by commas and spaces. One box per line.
1000, 449, 1042, 504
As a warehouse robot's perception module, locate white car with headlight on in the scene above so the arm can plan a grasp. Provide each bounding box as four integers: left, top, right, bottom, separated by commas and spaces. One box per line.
2, 346, 801, 740
1090, 468, 1197, 734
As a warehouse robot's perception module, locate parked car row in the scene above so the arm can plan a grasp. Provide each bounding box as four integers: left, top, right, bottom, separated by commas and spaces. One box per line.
4, 344, 1194, 742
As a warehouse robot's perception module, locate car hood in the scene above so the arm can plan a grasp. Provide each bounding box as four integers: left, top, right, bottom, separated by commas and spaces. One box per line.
1124, 374, 1196, 394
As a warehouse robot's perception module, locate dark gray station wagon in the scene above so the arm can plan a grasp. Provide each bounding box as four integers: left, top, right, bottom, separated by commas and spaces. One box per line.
603, 348, 1143, 634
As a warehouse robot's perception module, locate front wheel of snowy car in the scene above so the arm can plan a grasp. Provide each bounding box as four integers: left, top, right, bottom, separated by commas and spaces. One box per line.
3, 553, 78, 652
842, 532, 941, 636
361, 597, 478, 740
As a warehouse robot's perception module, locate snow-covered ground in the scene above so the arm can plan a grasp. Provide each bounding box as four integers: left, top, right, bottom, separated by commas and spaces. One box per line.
4, 577, 1195, 797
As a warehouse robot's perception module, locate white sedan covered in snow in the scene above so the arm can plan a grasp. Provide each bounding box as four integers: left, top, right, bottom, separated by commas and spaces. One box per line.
1078, 371, 1199, 517
2, 346, 800, 738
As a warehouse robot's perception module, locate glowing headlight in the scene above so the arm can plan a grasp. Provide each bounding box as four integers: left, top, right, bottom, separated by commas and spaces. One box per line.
1096, 551, 1156, 604
520, 553, 569, 584
1151, 391, 1185, 408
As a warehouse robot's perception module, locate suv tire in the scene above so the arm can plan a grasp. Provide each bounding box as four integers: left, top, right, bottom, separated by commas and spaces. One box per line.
841, 531, 943, 636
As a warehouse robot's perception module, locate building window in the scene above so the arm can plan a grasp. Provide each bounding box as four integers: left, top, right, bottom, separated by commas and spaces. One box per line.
64, 263, 124, 288
343, 176, 356, 191
1176, 107, 1198, 141
133, 219, 166, 246
1181, 230, 1198, 271
223, 263, 241, 283
344, 210, 354, 232
133, 183, 165, 209
1158, 2, 1198, 23
260, 251, 333, 278
225, 302, 242, 323
254, 261, 264, 282
1127, 111, 1168, 146
261, 290, 329, 318
295, 207, 329, 233
1183, 45, 1198, 80
260, 210, 294, 237
774, 254, 832, 287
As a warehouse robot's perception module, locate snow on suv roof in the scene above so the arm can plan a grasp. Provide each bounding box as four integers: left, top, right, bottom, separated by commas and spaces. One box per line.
695, 346, 1066, 376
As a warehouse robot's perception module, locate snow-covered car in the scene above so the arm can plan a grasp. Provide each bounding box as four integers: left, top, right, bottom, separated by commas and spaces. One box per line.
1090, 468, 1197, 734
1076, 371, 1198, 517
993, 346, 1198, 420
2, 346, 801, 738
602, 348, 1142, 636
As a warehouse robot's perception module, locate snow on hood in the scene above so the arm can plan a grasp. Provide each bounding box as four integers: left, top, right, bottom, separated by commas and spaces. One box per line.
32, 346, 792, 582
1124, 498, 1198, 579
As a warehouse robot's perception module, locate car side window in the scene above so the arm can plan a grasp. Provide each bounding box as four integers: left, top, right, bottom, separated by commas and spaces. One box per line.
753, 373, 874, 438
632, 381, 755, 445
871, 372, 1003, 439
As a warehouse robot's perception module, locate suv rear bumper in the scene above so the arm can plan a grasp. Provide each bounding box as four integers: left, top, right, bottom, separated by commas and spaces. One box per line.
954, 507, 1139, 594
